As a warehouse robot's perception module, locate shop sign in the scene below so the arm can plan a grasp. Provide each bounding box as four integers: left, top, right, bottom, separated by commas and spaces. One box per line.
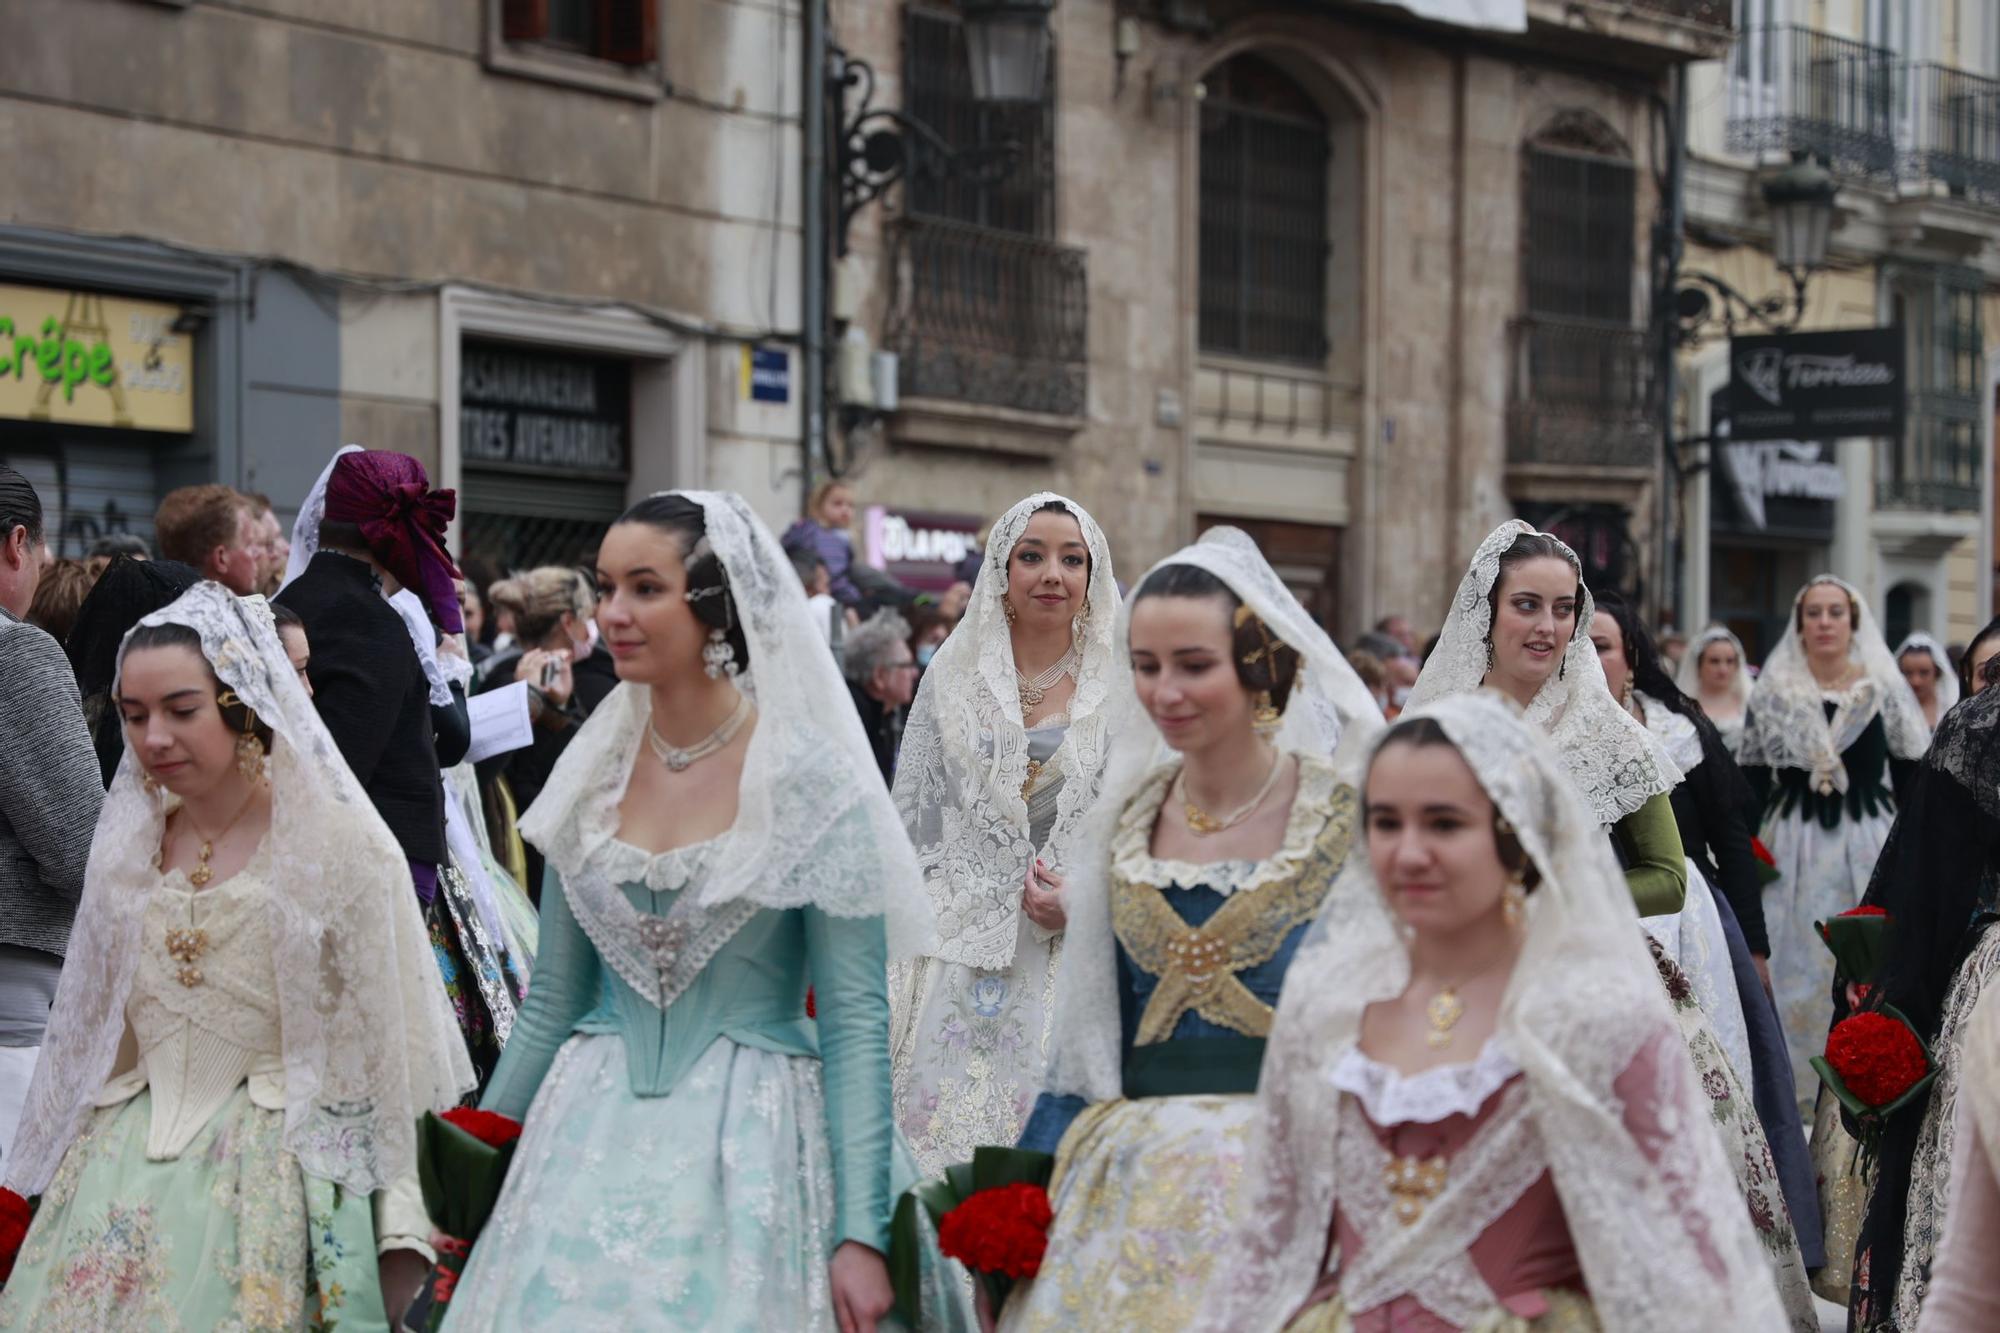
1727, 327, 1903, 442
460, 341, 631, 477
1706, 386, 1840, 540
864, 506, 981, 591
0, 282, 194, 432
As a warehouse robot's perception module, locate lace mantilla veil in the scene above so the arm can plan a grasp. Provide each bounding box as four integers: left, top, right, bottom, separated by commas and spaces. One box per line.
1674, 625, 1754, 719
1039, 526, 1385, 1103
1406, 520, 1680, 827
1736, 576, 1928, 786
1895, 629, 1960, 720
890, 492, 1124, 971
517, 490, 937, 981
6, 583, 475, 1198
1194, 691, 1788, 1331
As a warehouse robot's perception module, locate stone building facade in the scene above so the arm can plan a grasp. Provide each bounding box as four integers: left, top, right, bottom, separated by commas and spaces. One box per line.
1677, 0, 2000, 659
831, 0, 1729, 633
0, 0, 797, 578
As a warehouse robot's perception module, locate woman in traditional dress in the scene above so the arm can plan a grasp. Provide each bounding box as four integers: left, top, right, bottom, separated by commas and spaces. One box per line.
283, 445, 531, 1089
1959, 617, 2000, 698
1677, 625, 1755, 756
1192, 691, 1789, 1332
1406, 521, 1686, 916
438, 492, 968, 1331
1736, 576, 1926, 1118
1895, 632, 1957, 738
1915, 982, 2000, 1330
1837, 676, 2000, 1329
0, 582, 473, 1328
996, 527, 1383, 1329
1408, 525, 1813, 1324
1590, 590, 1821, 1274
889, 495, 1123, 1176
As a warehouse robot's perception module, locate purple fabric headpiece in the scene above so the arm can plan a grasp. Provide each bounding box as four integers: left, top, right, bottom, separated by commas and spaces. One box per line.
323, 452, 463, 635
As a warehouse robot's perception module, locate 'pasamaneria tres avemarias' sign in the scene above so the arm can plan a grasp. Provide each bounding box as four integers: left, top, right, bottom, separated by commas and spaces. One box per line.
1727, 327, 1903, 443
0, 283, 194, 432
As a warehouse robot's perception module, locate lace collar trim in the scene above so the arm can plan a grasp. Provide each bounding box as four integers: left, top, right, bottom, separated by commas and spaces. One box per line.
1327, 1037, 1522, 1126
1112, 753, 1340, 897
1636, 694, 1704, 774
593, 833, 725, 894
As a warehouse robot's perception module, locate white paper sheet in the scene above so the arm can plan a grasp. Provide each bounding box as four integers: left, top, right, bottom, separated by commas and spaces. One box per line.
465, 681, 535, 765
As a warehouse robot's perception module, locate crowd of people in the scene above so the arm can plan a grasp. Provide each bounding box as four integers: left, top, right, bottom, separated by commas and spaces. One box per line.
1, 453, 1999, 1331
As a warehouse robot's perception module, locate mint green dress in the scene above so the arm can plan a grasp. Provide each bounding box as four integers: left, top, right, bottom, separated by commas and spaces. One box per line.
440, 836, 970, 1331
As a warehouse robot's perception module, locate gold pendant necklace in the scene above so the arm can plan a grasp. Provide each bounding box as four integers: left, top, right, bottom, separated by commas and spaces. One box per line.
166, 784, 261, 988
1425, 987, 1466, 1048
1015, 645, 1079, 710
1180, 748, 1284, 836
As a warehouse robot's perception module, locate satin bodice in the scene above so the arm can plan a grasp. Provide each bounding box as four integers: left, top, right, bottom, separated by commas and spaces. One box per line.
483, 836, 895, 1250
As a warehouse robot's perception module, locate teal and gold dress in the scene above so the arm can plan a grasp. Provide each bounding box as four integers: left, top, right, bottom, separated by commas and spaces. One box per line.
440, 825, 970, 1331
998, 754, 1354, 1330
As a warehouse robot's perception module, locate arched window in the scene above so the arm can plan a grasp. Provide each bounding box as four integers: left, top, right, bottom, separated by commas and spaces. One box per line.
1198, 55, 1330, 362
1884, 579, 1929, 648
1523, 112, 1636, 325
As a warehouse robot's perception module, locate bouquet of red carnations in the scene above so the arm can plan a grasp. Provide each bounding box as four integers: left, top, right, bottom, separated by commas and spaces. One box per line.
1812, 1006, 1936, 1151
0, 1186, 32, 1286
416, 1107, 523, 1331
1815, 904, 1891, 986
890, 1145, 1053, 1320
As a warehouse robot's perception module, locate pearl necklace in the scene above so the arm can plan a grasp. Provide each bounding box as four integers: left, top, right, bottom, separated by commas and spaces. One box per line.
647, 692, 753, 771
1016, 644, 1080, 710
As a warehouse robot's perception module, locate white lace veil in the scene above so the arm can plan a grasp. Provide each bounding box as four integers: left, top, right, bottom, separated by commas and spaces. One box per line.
1040, 526, 1385, 1102
1737, 576, 1929, 783
891, 493, 1123, 970
1895, 630, 1960, 721
518, 490, 937, 967
1674, 625, 1754, 721
5, 582, 474, 1198
1195, 691, 1787, 1332
283, 444, 464, 707
1406, 520, 1680, 826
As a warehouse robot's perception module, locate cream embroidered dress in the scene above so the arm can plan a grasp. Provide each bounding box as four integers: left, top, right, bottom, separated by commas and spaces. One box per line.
889, 494, 1124, 1176
0, 584, 472, 1333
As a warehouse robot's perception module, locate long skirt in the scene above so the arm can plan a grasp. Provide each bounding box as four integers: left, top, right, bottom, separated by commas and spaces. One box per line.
0, 1087, 381, 1332
998, 1094, 1257, 1331
889, 913, 1060, 1179
1642, 863, 1753, 1089
440, 1032, 972, 1332
1762, 803, 1893, 1118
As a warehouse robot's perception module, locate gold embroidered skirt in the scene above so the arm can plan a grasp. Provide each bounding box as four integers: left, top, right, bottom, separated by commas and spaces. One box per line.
997, 1093, 1257, 1332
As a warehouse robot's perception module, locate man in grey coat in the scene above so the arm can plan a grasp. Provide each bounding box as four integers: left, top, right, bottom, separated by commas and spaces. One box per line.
0, 466, 102, 1167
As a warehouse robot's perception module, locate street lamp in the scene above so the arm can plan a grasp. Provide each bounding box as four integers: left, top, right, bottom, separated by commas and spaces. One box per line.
1674, 151, 1838, 345
961, 0, 1055, 104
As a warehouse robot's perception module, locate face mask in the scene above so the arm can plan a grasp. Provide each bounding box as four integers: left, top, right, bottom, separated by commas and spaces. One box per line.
1390, 686, 1411, 709
916, 644, 937, 668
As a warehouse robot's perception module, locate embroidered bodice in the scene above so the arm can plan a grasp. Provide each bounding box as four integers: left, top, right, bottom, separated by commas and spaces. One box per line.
1110, 755, 1353, 1051
1318, 1041, 1583, 1332
101, 849, 284, 1161
481, 825, 898, 1251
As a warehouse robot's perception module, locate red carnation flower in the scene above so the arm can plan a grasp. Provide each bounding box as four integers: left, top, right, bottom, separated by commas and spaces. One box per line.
0, 1186, 32, 1284
1825, 1011, 1930, 1108
1838, 905, 1889, 919
440, 1107, 523, 1150
1751, 837, 1777, 869
937, 1182, 1053, 1280
806, 987, 816, 1019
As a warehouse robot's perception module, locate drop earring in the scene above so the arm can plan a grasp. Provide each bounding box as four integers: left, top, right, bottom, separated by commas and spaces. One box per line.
141, 772, 161, 796
1503, 878, 1527, 928
1252, 691, 1282, 735
235, 732, 266, 784
1483, 637, 1495, 674
702, 628, 739, 679
1004, 598, 1018, 626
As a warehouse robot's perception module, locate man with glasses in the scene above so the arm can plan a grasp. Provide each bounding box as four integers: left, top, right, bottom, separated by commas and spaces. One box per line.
841, 608, 918, 782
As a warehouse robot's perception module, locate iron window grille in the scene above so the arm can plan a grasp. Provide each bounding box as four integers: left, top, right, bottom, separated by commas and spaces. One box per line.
1882, 265, 1984, 512
1196, 54, 1332, 364
501, 0, 657, 65
902, 5, 1055, 236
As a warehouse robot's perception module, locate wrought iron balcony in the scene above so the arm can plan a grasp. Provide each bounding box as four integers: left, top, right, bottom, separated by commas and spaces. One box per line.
1625, 0, 1730, 25
1506, 317, 1657, 471
1906, 62, 2000, 201
887, 215, 1088, 419
1879, 392, 1982, 511
1727, 25, 1901, 177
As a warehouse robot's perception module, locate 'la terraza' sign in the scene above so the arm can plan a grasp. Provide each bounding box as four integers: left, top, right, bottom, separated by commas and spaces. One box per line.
1726, 327, 1904, 443
460, 341, 632, 477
